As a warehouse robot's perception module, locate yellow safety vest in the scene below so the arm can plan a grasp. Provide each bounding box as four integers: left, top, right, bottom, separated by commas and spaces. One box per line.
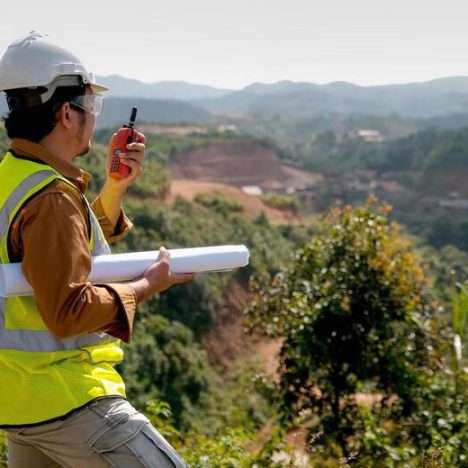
0, 151, 125, 426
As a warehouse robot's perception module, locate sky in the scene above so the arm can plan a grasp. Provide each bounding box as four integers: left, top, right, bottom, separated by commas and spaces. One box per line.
1, 0, 467, 90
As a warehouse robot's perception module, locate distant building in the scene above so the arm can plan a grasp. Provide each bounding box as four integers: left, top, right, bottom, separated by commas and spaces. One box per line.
242, 185, 263, 196
357, 129, 384, 143
218, 124, 238, 133
438, 198, 468, 210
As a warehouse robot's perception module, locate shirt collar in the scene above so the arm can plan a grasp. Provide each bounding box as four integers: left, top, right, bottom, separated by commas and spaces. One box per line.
10, 138, 91, 193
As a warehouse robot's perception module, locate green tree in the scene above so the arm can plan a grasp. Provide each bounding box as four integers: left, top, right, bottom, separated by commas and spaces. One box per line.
247, 200, 437, 460
119, 314, 211, 428
143, 399, 256, 468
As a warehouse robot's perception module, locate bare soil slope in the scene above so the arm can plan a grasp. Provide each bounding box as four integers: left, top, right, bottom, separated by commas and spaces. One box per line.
168, 141, 287, 188
168, 180, 301, 223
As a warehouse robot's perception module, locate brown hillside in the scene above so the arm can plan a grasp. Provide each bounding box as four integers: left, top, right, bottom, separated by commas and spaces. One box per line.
168, 180, 301, 223
168, 141, 287, 188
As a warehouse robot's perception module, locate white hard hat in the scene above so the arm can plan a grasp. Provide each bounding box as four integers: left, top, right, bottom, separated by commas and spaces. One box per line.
0, 32, 108, 108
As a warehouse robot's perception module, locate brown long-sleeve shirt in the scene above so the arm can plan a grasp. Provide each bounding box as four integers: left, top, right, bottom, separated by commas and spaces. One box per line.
6, 139, 137, 343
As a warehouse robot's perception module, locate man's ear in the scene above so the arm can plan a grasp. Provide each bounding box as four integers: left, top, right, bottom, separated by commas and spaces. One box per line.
57, 102, 73, 129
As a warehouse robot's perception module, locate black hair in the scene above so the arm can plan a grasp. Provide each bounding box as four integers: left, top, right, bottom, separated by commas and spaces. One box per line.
3, 85, 86, 142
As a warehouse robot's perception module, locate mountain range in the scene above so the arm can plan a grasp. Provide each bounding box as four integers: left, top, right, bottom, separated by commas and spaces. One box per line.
95, 75, 468, 118
0, 95, 210, 128
99, 75, 232, 101
191, 77, 468, 118
2, 76, 468, 126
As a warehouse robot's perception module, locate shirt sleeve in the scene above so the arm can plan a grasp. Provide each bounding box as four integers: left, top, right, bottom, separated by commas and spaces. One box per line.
91, 195, 133, 244
11, 183, 137, 343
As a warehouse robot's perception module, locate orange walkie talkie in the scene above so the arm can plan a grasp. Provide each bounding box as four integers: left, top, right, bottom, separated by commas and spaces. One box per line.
110, 106, 138, 179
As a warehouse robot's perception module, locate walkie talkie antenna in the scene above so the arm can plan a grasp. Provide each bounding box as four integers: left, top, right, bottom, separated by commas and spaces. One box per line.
128, 107, 137, 128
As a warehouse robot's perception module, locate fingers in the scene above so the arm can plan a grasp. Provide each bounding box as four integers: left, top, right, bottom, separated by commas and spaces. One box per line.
158, 246, 170, 263
107, 132, 144, 148
135, 131, 146, 144
157, 247, 195, 285
126, 141, 145, 153
120, 158, 143, 179
171, 272, 196, 284
120, 143, 145, 165
156, 247, 170, 274
118, 143, 144, 174
136, 247, 195, 298
121, 144, 145, 162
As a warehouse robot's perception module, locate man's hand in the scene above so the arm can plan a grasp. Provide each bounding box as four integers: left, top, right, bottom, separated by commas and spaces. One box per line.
130, 247, 196, 302
105, 131, 146, 192
99, 131, 146, 227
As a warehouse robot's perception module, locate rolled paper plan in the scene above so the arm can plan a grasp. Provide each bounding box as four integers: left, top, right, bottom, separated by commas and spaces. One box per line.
0, 245, 250, 297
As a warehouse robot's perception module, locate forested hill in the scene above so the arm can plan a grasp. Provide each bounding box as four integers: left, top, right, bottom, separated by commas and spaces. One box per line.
0, 96, 211, 127
97, 75, 232, 101
94, 75, 468, 119
382, 126, 468, 196
364, 126, 468, 173
195, 77, 468, 118
284, 124, 468, 192
97, 97, 210, 127
4, 76, 468, 123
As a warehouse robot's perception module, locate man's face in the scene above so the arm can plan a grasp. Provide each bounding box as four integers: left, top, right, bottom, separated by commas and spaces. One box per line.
74, 88, 96, 157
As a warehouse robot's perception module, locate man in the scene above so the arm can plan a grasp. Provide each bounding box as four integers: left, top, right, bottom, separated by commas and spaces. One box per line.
0, 32, 193, 467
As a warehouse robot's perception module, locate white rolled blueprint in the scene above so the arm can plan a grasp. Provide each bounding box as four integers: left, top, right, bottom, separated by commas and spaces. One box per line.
0, 245, 250, 297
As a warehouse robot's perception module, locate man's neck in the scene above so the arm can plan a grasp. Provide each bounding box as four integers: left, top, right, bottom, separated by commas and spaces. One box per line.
39, 134, 75, 163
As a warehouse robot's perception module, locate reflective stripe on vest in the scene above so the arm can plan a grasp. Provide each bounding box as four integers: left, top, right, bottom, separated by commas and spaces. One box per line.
0, 170, 56, 242
0, 296, 114, 352
0, 152, 114, 352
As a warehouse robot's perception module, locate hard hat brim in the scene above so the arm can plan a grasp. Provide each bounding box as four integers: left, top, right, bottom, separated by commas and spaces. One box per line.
90, 83, 109, 93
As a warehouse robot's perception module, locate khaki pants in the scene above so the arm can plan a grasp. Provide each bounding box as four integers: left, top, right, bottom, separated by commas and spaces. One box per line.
5, 397, 187, 468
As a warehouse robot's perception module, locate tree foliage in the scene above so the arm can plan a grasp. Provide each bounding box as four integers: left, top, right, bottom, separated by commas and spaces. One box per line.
247, 200, 440, 460
143, 399, 256, 468
119, 314, 211, 428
